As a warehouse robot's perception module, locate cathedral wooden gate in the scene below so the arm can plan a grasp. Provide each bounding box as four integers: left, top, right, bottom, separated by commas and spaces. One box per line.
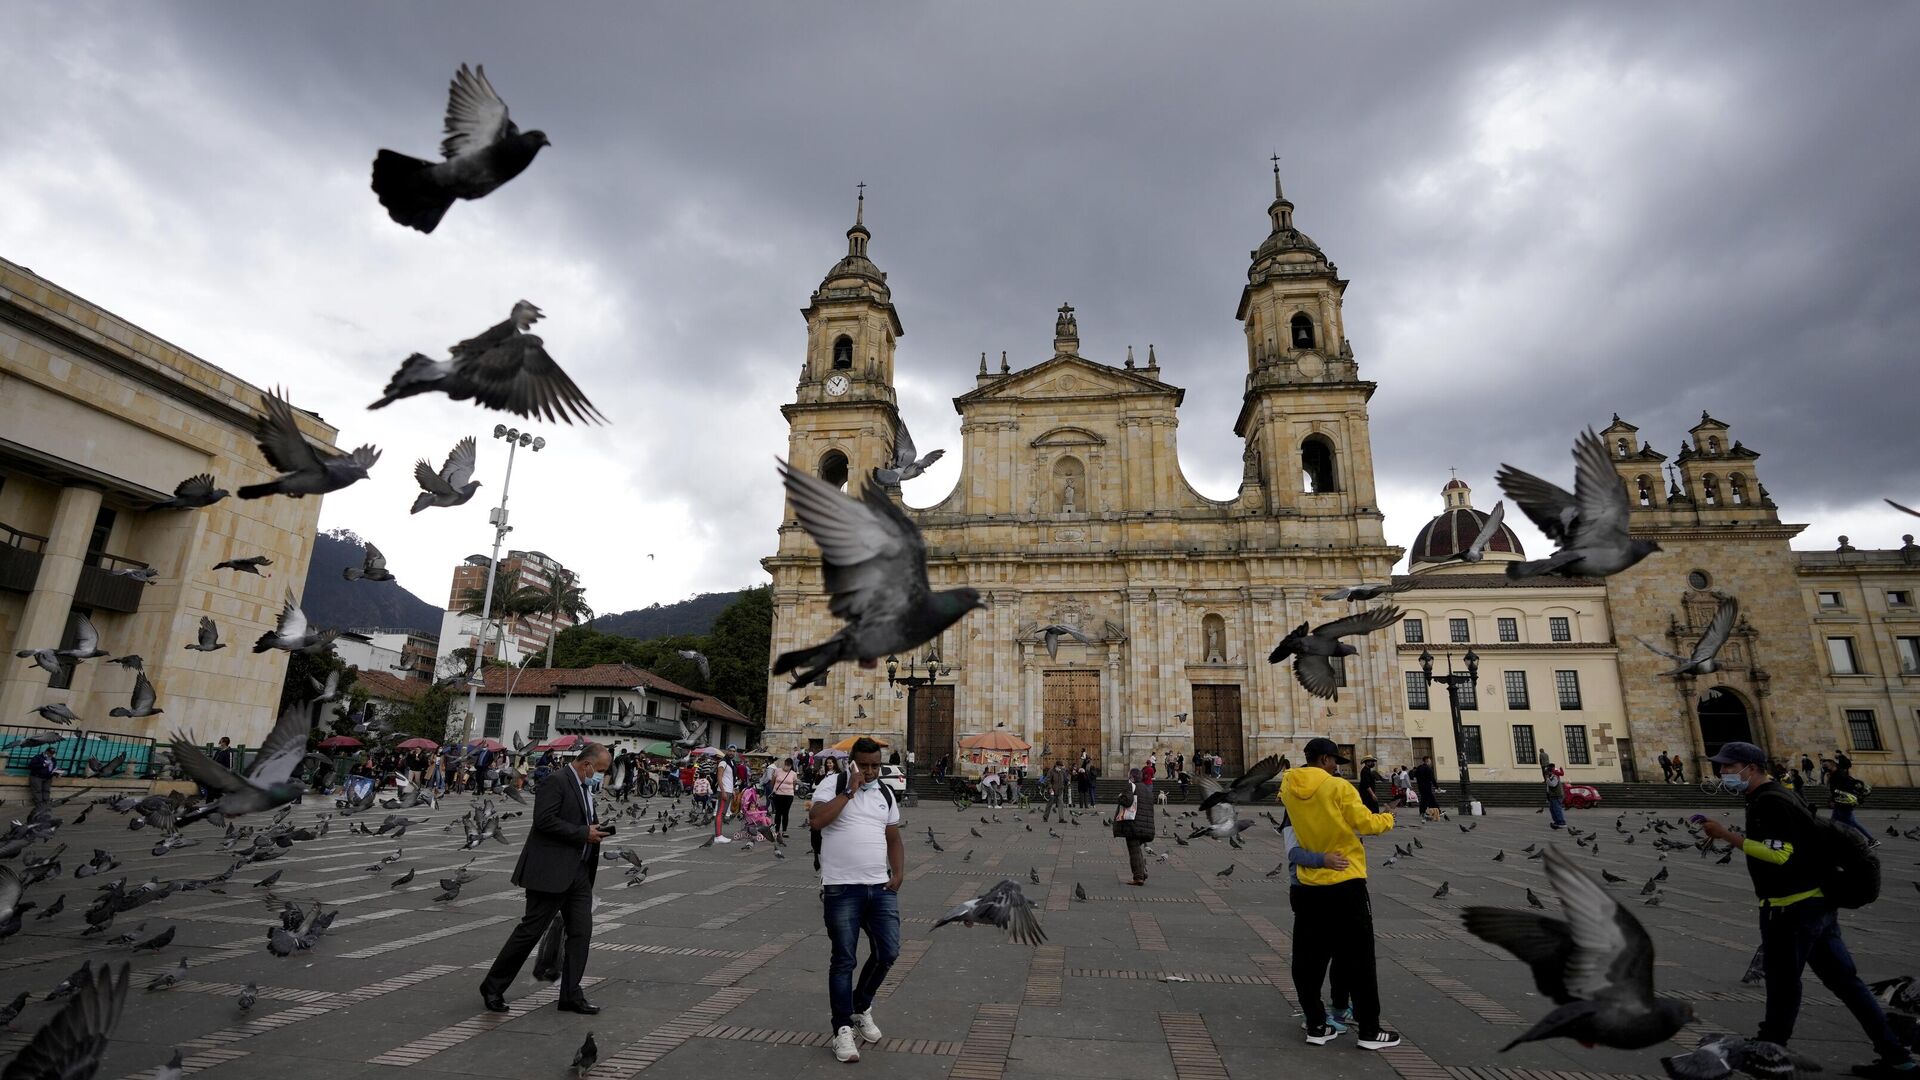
909, 685, 955, 772
1042, 670, 1101, 769
1192, 684, 1244, 776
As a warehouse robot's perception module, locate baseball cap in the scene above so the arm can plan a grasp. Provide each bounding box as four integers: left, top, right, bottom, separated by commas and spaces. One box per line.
1303, 737, 1350, 764
1707, 741, 1766, 766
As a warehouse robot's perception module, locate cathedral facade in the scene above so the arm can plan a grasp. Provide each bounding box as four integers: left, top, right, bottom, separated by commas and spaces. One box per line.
762, 178, 1410, 775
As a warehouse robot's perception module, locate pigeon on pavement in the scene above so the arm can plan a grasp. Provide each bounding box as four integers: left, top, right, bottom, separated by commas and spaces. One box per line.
1433, 881, 1451, 898
570, 1031, 598, 1076
342, 542, 396, 582
872, 416, 946, 486
0, 989, 30, 1027
370, 301, 604, 425
1637, 594, 1739, 677
1660, 1032, 1823, 1080
933, 879, 1046, 945
108, 672, 163, 719
770, 461, 985, 688
237, 388, 380, 500
212, 555, 272, 576
411, 437, 482, 513
1036, 624, 1095, 660
184, 616, 226, 652
238, 983, 258, 1012
5, 963, 129, 1078
1321, 582, 1406, 602
173, 704, 313, 825
1498, 429, 1662, 579
253, 592, 338, 655
371, 64, 550, 234
1267, 607, 1405, 701
149, 474, 228, 511
1463, 843, 1694, 1050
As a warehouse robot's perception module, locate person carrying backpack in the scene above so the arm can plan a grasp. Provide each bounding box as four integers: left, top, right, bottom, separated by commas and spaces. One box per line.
1828, 761, 1876, 847
1541, 756, 1566, 830
1700, 741, 1912, 1078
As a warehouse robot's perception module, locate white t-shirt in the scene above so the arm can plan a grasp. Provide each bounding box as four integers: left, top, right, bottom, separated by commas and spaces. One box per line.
718, 763, 736, 794
813, 771, 901, 886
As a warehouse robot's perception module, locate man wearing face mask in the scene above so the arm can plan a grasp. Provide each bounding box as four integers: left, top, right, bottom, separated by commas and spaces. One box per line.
479, 742, 612, 1016
1700, 741, 1915, 1079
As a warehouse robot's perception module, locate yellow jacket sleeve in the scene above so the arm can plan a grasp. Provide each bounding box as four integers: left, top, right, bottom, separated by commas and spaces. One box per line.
1336, 776, 1395, 835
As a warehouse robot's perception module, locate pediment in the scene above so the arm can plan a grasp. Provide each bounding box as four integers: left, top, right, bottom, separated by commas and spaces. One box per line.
1031, 426, 1106, 448
954, 355, 1183, 407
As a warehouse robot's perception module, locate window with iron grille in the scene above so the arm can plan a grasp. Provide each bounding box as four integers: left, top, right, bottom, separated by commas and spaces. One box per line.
1405, 671, 1430, 710
1455, 678, 1478, 710
1845, 710, 1882, 751
1555, 670, 1582, 710
1450, 617, 1470, 643
484, 702, 504, 739
1504, 670, 1530, 710
1403, 618, 1424, 644
1549, 616, 1571, 642
529, 705, 550, 740
1512, 724, 1536, 765
1461, 725, 1485, 765
1564, 725, 1591, 765
1497, 617, 1519, 642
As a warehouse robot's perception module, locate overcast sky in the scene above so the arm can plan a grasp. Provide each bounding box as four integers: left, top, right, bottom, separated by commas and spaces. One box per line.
5, 3, 1916, 617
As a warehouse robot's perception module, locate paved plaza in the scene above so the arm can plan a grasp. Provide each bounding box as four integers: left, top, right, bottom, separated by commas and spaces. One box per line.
3, 792, 1918, 1080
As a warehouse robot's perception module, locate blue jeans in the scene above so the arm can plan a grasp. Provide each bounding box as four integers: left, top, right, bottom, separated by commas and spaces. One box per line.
1830, 804, 1874, 845
1547, 793, 1566, 827
1758, 899, 1910, 1059
823, 883, 900, 1032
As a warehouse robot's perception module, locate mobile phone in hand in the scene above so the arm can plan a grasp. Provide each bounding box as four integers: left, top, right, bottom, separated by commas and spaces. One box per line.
600, 824, 617, 836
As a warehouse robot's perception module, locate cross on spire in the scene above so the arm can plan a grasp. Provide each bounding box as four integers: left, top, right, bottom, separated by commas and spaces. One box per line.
855, 181, 865, 226
1449, 465, 1458, 480
1270, 152, 1284, 199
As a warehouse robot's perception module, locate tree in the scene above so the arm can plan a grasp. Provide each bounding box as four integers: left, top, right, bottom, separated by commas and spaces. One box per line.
546, 585, 772, 723
385, 681, 461, 743
455, 568, 524, 665
278, 647, 357, 719
512, 569, 594, 667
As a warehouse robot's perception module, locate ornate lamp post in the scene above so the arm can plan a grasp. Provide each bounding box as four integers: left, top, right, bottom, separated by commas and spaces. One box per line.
1418, 647, 1481, 815
888, 646, 949, 791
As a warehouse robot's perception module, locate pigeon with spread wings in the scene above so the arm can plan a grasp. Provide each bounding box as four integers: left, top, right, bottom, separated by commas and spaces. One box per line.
412, 436, 482, 513
149, 473, 228, 511
237, 389, 380, 500
342, 542, 396, 582
1497, 429, 1660, 579
184, 615, 226, 652
0, 962, 129, 1080
872, 416, 945, 486
1189, 756, 1281, 843
172, 703, 314, 825
933, 879, 1046, 945
370, 63, 550, 234
770, 461, 984, 688
369, 301, 604, 426
1267, 607, 1405, 701
1636, 594, 1738, 677
253, 592, 338, 655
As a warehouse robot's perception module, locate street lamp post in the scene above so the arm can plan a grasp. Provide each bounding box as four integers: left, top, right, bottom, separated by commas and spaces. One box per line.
887, 647, 949, 793
1418, 648, 1481, 816
460, 425, 546, 746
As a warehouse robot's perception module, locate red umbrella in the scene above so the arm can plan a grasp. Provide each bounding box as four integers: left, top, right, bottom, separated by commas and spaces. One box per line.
467, 738, 507, 752
316, 736, 362, 749
394, 738, 439, 750
533, 734, 587, 751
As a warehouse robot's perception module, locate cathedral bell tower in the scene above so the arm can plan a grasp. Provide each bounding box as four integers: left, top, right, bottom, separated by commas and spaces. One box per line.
1231, 161, 1387, 550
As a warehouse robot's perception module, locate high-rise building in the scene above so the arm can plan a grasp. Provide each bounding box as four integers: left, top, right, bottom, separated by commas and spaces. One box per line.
434, 548, 581, 676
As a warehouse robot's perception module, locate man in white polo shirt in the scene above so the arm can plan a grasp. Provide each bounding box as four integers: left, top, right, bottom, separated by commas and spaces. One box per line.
808, 736, 903, 1063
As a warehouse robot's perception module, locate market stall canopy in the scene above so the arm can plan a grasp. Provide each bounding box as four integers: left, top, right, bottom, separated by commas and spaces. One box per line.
394, 738, 438, 751
830, 735, 890, 752
958, 731, 1032, 752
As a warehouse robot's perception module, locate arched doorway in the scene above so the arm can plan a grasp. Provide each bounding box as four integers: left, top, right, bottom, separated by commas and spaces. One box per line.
1697, 689, 1754, 757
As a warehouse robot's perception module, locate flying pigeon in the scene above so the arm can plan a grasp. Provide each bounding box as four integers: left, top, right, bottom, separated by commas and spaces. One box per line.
1267, 607, 1403, 701
370, 300, 604, 425
184, 615, 226, 653
370, 63, 550, 234
1462, 843, 1694, 1050
1660, 1033, 1823, 1080
1886, 499, 1919, 518
172, 707, 313, 826
4, 963, 129, 1079
253, 592, 339, 654
1037, 624, 1095, 659
150, 473, 229, 510
411, 436, 482, 513
1435, 500, 1508, 564
1497, 429, 1662, 579
1321, 582, 1405, 602
108, 566, 159, 584
212, 555, 273, 575
31, 703, 80, 726
236, 388, 380, 500
770, 461, 985, 688
108, 672, 163, 718
342, 542, 396, 582
676, 649, 711, 681
1637, 594, 1739, 677
54, 612, 112, 666
933, 879, 1046, 945
309, 669, 342, 705
871, 416, 946, 485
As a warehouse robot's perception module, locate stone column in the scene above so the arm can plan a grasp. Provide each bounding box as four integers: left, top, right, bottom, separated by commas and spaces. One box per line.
0, 485, 104, 718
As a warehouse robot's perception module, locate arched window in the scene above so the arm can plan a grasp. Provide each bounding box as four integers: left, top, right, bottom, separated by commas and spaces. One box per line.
1702, 474, 1719, 506
1636, 475, 1653, 507
831, 335, 853, 370
1289, 313, 1316, 350
1707, 436, 1721, 456
1729, 473, 1747, 505
1616, 438, 1630, 458
1301, 435, 1338, 494
818, 450, 850, 491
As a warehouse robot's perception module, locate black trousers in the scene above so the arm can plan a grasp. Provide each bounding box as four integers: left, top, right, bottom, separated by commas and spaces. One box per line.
1290, 878, 1381, 1034
771, 793, 794, 834
481, 862, 594, 1003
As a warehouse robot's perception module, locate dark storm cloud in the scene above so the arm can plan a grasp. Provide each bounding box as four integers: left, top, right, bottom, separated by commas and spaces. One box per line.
6, 2, 1915, 612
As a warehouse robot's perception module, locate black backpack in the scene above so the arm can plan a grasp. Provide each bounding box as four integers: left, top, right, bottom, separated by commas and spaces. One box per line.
811, 781, 896, 872
1763, 788, 1881, 908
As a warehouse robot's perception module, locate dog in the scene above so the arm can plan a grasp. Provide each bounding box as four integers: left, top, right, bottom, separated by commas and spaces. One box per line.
1155, 790, 1169, 806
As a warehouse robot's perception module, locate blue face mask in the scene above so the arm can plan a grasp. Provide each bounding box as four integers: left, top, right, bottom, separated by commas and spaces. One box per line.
1719, 771, 1749, 794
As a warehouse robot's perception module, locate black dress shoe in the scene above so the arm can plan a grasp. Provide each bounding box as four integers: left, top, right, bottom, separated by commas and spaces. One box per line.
557, 998, 601, 1015
481, 990, 509, 1013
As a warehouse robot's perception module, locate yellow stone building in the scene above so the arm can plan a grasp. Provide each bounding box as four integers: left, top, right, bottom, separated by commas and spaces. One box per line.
764, 178, 1410, 775
0, 256, 332, 775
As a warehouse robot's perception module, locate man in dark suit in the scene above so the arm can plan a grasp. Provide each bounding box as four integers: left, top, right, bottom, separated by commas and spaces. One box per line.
480, 741, 611, 1014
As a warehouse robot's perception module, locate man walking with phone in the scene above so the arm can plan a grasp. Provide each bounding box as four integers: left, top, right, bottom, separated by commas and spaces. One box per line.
809, 737, 903, 1063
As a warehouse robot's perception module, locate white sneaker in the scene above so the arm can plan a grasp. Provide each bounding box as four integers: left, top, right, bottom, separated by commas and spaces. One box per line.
712, 835, 732, 844
851, 1009, 883, 1043
832, 1026, 861, 1062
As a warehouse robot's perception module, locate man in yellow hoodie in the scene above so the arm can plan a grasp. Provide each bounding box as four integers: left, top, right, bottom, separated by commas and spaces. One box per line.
1280, 737, 1400, 1051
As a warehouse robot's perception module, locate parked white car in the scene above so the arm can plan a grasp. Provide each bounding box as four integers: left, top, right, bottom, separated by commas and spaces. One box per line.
877, 764, 908, 795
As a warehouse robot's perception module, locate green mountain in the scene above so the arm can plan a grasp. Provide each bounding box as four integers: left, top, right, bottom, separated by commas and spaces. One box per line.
301, 529, 443, 633
592, 588, 756, 639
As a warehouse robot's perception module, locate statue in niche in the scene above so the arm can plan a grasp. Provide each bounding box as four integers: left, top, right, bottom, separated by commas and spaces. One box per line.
1206, 625, 1224, 663
1062, 478, 1077, 513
